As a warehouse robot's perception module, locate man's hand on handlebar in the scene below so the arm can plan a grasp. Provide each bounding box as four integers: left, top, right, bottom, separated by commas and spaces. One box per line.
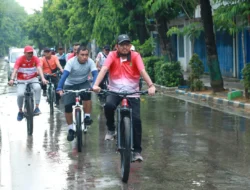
57, 90, 64, 96
8, 79, 14, 86
148, 85, 156, 96
92, 85, 101, 93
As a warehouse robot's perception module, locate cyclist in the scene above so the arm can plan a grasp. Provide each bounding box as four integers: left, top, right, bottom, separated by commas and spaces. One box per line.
92, 34, 156, 162
56, 46, 66, 68
8, 46, 47, 121
66, 42, 81, 61
56, 46, 98, 142
40, 47, 64, 106
95, 45, 110, 91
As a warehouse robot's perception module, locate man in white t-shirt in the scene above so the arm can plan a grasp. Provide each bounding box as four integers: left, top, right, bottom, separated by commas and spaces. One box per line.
57, 46, 98, 141
95, 45, 110, 89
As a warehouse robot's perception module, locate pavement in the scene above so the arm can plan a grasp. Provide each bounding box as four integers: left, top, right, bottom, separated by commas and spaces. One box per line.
183, 72, 244, 91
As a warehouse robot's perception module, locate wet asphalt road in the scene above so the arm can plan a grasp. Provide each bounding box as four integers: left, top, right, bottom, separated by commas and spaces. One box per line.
1, 59, 250, 190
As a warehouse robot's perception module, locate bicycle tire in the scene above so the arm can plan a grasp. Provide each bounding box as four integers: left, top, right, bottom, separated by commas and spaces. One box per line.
49, 86, 54, 114
76, 109, 82, 152
120, 116, 131, 183
26, 97, 34, 135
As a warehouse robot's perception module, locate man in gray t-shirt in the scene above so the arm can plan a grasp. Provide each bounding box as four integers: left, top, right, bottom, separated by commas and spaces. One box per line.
57, 46, 98, 142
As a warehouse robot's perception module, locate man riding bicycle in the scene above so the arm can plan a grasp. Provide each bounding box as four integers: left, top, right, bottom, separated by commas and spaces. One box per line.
56, 46, 66, 68
95, 45, 110, 92
8, 46, 47, 121
57, 46, 98, 142
93, 34, 156, 162
40, 47, 64, 106
66, 42, 81, 61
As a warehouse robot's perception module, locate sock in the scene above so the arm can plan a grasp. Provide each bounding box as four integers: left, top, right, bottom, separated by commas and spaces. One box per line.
68, 124, 74, 131
85, 113, 90, 118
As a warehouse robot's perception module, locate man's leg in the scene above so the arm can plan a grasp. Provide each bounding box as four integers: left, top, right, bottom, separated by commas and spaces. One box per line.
82, 94, 92, 125
129, 98, 143, 161
32, 80, 42, 115
104, 94, 120, 140
52, 77, 60, 105
16, 83, 26, 121
65, 103, 75, 141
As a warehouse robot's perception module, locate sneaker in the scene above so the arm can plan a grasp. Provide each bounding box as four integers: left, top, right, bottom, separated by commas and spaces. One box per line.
17, 112, 24, 121
105, 130, 117, 140
43, 90, 47, 97
33, 107, 41, 115
84, 116, 93, 125
132, 152, 143, 162
67, 129, 75, 141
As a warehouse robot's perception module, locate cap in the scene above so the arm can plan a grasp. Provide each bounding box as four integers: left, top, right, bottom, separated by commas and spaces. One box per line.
24, 46, 34, 53
58, 47, 63, 50
103, 45, 110, 50
43, 47, 51, 52
117, 34, 130, 44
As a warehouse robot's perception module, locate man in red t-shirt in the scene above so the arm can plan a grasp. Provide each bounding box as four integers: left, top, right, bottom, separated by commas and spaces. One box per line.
93, 34, 156, 162
8, 46, 47, 121
66, 42, 80, 61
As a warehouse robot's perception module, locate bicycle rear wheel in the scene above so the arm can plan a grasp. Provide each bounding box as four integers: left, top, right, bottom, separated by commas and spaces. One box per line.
76, 109, 82, 152
49, 86, 54, 114
120, 116, 131, 183
26, 97, 34, 135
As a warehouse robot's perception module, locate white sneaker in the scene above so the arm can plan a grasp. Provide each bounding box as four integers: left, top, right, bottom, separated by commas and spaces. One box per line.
105, 130, 117, 140
132, 152, 143, 162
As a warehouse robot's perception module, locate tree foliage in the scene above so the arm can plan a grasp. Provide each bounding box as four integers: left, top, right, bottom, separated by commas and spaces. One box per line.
0, 0, 28, 56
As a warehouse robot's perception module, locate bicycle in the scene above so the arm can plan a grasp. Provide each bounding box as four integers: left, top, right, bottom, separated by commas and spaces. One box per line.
16, 81, 40, 135
63, 89, 91, 152
100, 89, 148, 183
44, 73, 58, 114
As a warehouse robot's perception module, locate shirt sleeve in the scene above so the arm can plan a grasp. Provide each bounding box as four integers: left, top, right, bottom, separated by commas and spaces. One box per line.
134, 53, 145, 72
103, 52, 114, 69
35, 57, 42, 67
64, 59, 72, 72
14, 57, 21, 70
95, 52, 101, 61
90, 59, 98, 72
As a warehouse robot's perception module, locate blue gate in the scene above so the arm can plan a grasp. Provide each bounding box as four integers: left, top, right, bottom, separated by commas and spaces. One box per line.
194, 31, 234, 77
238, 29, 250, 79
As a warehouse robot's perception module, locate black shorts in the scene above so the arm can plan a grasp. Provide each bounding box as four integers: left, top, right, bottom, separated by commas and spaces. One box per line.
63, 81, 91, 113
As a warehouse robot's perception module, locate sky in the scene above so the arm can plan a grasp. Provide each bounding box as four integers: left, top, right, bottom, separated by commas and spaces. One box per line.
16, 0, 44, 14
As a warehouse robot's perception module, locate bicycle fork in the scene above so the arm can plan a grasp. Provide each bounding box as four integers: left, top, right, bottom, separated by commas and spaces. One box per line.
117, 99, 133, 151
72, 96, 85, 132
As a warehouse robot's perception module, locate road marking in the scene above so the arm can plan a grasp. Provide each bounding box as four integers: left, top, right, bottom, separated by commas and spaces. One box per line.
0, 123, 12, 190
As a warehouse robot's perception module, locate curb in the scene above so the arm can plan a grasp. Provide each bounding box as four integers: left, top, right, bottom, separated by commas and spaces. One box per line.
175, 89, 250, 110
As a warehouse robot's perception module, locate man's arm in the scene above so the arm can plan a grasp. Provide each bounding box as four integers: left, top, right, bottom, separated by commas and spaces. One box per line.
55, 58, 64, 72
37, 66, 48, 84
140, 69, 156, 96
92, 66, 108, 92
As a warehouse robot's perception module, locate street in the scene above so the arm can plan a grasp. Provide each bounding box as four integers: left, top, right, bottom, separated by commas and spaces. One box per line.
1, 59, 250, 190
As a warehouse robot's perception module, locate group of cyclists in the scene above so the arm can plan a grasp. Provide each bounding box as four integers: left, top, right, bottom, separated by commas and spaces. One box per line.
8, 34, 156, 162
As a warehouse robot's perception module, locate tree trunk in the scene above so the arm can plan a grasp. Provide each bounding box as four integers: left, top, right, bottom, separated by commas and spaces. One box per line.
135, 14, 149, 44
200, 0, 224, 92
156, 15, 173, 62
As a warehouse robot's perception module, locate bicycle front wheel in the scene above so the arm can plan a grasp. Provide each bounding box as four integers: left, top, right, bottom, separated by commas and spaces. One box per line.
26, 97, 34, 135
120, 116, 131, 183
75, 109, 82, 152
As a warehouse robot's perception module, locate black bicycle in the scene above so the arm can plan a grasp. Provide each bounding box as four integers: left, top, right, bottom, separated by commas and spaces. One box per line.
18, 81, 40, 135
63, 89, 91, 152
45, 73, 57, 114
101, 89, 147, 182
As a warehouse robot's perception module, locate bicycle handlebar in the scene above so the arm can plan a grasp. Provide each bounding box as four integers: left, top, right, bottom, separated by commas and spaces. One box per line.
63, 89, 92, 95
100, 89, 148, 96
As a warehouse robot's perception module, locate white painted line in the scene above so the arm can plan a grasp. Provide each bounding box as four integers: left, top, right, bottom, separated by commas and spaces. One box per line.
0, 124, 12, 190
